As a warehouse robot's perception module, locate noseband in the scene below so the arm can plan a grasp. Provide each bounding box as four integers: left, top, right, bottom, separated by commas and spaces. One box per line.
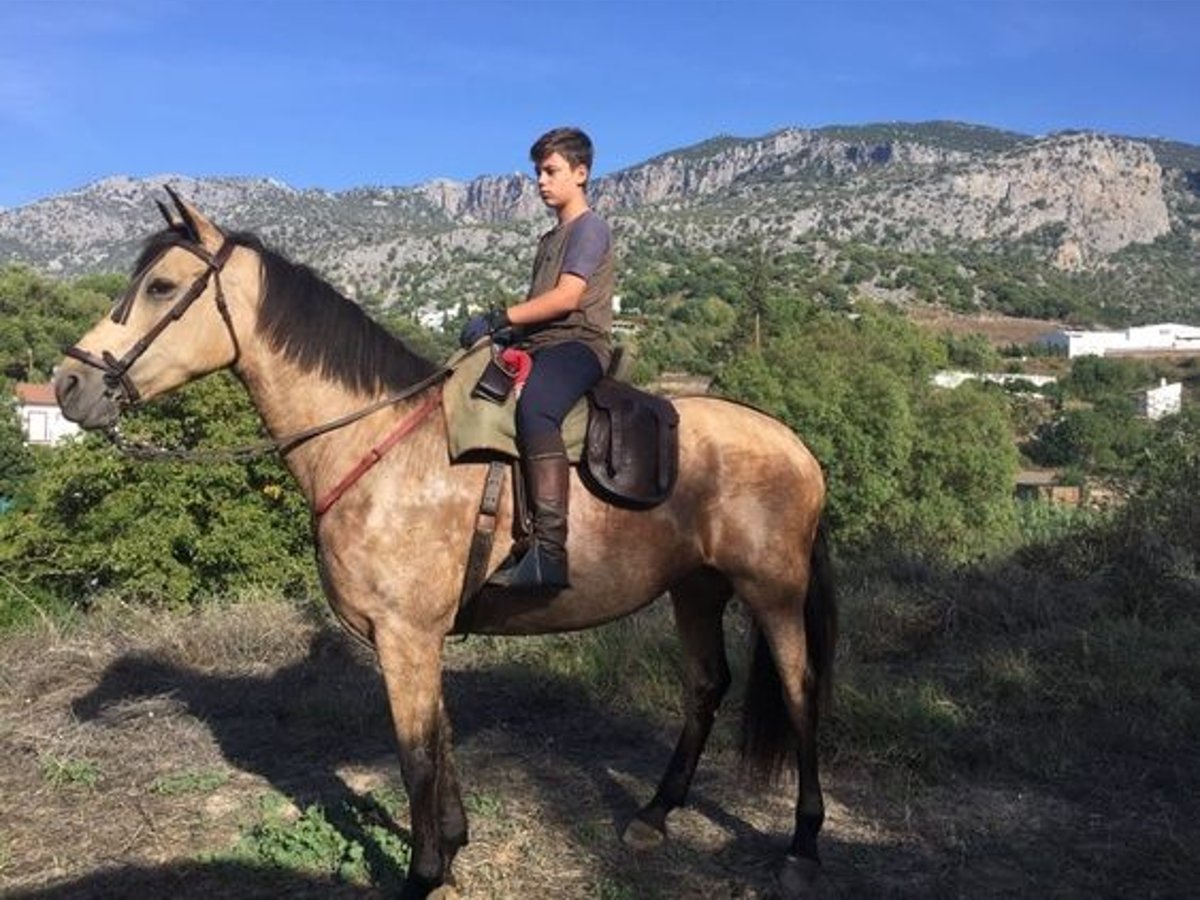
64, 239, 240, 404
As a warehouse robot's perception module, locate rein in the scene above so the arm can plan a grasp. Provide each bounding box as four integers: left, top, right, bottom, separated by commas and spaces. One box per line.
101, 367, 449, 464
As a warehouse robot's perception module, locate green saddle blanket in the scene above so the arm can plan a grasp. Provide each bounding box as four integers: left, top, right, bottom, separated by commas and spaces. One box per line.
443, 345, 589, 462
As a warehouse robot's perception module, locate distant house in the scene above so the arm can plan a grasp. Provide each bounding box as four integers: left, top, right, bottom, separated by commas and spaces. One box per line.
1015, 470, 1084, 506
931, 370, 1057, 390
12, 382, 80, 446
1039, 323, 1200, 358
1137, 378, 1183, 421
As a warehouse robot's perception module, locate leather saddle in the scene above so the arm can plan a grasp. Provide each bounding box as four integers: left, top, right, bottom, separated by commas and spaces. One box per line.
579, 376, 679, 510
444, 346, 679, 510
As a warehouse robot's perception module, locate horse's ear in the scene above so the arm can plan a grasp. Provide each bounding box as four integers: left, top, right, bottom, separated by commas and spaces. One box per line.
155, 199, 179, 228
164, 185, 224, 252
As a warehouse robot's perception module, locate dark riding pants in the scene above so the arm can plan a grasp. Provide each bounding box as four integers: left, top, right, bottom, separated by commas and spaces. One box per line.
516, 341, 603, 454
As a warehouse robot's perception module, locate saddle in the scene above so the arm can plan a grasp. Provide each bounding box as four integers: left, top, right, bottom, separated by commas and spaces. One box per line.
580, 376, 679, 509
444, 346, 679, 510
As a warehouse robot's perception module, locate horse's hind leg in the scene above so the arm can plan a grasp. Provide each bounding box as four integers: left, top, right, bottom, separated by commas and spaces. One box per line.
623, 568, 732, 849
737, 572, 833, 899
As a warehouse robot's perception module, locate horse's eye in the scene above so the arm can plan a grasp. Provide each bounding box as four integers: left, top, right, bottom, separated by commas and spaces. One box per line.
146, 278, 175, 297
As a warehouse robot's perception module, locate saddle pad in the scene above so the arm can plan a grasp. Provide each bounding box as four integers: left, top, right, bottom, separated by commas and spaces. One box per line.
443, 346, 588, 462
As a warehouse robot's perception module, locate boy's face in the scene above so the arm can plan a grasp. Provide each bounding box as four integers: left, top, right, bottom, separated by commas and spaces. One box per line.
534, 151, 588, 211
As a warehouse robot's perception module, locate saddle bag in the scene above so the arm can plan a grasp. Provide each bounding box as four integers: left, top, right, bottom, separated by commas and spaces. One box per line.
470, 356, 516, 404
580, 377, 679, 510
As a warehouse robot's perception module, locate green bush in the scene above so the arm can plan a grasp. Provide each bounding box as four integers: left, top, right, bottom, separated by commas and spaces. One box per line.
0, 374, 317, 613
718, 305, 1016, 560
0, 387, 33, 500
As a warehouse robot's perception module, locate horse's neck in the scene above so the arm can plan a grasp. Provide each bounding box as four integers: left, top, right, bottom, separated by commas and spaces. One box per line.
232, 345, 422, 504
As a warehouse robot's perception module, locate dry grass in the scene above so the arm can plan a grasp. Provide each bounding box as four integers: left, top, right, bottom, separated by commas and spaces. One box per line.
1, 577, 1197, 899
906, 306, 1066, 347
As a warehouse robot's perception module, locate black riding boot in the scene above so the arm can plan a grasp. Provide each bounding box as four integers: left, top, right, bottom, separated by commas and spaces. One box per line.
489, 445, 570, 590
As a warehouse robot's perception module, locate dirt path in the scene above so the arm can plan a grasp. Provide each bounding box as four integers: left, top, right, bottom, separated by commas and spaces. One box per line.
0, 604, 1184, 899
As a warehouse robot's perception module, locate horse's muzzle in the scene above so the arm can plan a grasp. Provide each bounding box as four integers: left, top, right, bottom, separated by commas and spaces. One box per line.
54, 363, 123, 429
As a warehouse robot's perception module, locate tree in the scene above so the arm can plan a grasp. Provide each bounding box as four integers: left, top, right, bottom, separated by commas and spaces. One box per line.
1062, 356, 1156, 403
717, 304, 1018, 560
902, 383, 1019, 558
0, 374, 317, 609
943, 332, 1000, 372
0, 389, 33, 500
1026, 399, 1151, 476
0, 265, 113, 379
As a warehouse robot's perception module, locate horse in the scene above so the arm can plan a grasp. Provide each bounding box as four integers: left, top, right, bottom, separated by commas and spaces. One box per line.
53, 191, 838, 899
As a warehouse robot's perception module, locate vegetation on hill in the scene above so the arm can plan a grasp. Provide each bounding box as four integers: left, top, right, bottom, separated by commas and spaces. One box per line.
1, 235, 1197, 897
816, 120, 1029, 154
4, 245, 1196, 625
0, 265, 115, 381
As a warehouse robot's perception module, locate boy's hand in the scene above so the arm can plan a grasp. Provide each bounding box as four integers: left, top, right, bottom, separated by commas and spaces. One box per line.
458, 308, 510, 348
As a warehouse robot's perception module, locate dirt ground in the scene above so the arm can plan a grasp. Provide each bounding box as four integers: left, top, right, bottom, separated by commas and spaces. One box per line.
0, 602, 1186, 900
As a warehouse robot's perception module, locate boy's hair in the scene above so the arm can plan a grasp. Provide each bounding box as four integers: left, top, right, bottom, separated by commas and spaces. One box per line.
530, 127, 594, 174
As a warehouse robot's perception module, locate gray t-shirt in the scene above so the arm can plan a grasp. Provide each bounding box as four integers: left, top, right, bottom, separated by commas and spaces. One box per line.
522, 210, 614, 368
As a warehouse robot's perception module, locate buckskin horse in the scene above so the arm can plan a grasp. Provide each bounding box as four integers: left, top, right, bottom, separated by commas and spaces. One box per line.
53, 192, 837, 899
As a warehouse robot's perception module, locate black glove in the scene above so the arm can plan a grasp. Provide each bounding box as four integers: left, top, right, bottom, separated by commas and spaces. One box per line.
458, 308, 511, 349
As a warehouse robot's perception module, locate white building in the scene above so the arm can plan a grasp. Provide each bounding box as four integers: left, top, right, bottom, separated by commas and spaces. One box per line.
1137, 379, 1183, 421
1040, 323, 1200, 358
931, 370, 1057, 390
13, 382, 80, 446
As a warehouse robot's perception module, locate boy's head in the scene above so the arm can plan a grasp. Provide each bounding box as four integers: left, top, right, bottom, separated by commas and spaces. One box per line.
530, 127, 594, 185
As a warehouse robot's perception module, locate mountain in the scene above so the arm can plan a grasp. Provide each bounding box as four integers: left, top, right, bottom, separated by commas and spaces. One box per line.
2, 121, 1197, 325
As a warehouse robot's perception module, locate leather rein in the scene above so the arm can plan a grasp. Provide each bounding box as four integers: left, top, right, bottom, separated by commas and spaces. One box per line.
63, 236, 450, 513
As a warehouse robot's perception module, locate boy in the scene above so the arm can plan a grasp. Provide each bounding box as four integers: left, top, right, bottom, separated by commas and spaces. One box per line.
459, 127, 614, 590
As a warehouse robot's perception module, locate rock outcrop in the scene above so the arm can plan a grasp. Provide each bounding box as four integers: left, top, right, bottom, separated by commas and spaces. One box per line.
0, 123, 1184, 291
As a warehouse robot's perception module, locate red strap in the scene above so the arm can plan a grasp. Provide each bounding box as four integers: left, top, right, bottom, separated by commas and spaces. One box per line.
314, 389, 441, 517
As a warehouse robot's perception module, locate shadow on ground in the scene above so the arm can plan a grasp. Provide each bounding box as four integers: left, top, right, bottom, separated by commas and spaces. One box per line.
6, 859, 376, 899
52, 625, 1191, 899
63, 627, 806, 897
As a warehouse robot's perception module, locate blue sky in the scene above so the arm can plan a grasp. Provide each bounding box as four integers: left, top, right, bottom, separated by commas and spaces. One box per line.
1, 0, 1197, 210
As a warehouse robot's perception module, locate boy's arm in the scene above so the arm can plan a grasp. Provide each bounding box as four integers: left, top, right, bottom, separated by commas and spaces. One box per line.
508, 214, 609, 324
505, 274, 587, 325
458, 273, 587, 348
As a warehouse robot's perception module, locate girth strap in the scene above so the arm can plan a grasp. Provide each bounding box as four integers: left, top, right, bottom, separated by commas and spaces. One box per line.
314, 389, 442, 517
458, 461, 508, 608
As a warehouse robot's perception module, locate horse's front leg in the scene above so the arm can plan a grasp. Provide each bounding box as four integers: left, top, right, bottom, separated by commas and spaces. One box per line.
375, 624, 460, 899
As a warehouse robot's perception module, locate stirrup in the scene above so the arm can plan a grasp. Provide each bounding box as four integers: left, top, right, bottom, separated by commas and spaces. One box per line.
488, 542, 569, 590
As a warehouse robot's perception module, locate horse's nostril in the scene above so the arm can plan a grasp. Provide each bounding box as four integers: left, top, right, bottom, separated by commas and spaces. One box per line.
55, 372, 80, 404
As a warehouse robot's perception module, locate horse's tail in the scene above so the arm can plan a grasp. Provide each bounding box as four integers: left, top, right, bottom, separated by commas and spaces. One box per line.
739, 516, 838, 781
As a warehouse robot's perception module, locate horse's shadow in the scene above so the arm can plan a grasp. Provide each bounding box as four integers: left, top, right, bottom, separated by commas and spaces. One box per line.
69, 626, 782, 895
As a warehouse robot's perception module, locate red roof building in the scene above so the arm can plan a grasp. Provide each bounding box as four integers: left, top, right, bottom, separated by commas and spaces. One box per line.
11, 382, 81, 445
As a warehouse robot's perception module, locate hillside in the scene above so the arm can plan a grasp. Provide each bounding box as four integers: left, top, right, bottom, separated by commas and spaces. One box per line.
1, 121, 1198, 327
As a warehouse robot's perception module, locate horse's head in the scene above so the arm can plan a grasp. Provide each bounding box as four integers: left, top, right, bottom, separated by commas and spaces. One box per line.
54, 190, 252, 428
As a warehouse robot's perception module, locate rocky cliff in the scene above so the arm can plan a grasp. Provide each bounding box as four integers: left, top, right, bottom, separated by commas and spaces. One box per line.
0, 123, 1191, 305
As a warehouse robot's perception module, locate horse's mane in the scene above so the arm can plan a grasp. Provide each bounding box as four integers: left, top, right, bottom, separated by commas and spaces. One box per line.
133, 227, 442, 395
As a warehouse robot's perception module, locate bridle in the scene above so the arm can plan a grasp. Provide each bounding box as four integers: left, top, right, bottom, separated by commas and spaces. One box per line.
64, 237, 240, 404
62, 227, 452, 494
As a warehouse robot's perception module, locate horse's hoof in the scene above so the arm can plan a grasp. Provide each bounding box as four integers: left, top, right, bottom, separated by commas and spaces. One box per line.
777, 854, 832, 899
621, 817, 666, 850
401, 878, 457, 900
